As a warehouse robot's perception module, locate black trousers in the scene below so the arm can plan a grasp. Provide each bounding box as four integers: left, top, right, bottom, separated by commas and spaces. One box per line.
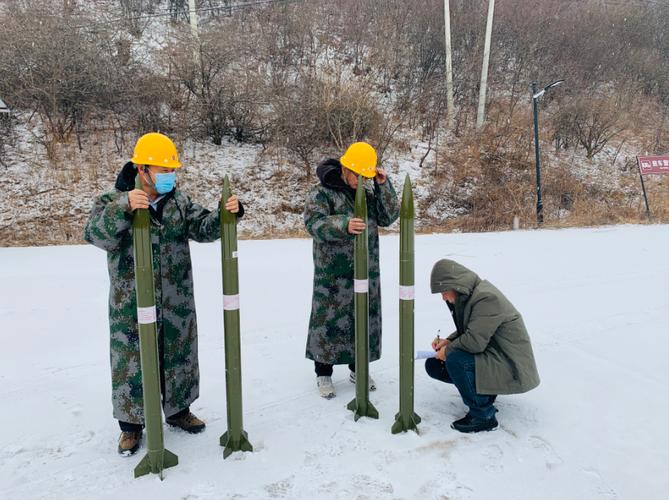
314, 361, 356, 377
425, 352, 497, 420
119, 407, 190, 432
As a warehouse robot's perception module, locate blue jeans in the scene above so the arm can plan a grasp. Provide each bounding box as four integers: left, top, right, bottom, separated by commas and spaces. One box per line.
425, 349, 497, 420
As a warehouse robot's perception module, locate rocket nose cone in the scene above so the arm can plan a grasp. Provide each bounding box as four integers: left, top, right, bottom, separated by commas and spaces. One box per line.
355, 175, 367, 216
223, 175, 230, 195
400, 174, 414, 218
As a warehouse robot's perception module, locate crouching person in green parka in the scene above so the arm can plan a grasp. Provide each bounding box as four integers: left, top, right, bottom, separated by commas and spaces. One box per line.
427, 259, 540, 433
84, 132, 244, 455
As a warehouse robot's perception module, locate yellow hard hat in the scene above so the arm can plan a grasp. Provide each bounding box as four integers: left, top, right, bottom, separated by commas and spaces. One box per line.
131, 132, 182, 168
340, 142, 377, 178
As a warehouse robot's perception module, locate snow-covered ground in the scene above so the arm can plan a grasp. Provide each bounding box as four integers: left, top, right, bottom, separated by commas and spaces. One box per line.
1, 225, 667, 499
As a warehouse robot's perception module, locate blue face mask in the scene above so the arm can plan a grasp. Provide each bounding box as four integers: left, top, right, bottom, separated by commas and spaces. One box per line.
154, 172, 176, 194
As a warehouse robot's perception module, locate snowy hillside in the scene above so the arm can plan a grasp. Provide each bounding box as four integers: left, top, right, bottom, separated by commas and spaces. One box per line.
1, 225, 668, 499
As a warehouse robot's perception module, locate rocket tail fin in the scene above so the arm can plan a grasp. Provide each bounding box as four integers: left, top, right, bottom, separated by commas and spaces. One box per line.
347, 398, 379, 421
391, 412, 422, 434
220, 430, 253, 459
133, 448, 178, 479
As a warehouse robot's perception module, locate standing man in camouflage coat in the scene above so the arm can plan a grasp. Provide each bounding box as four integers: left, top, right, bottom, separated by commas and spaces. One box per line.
84, 132, 244, 455
304, 142, 399, 399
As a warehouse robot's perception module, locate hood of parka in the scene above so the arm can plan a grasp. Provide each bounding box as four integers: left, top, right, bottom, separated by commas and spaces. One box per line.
430, 259, 481, 296
316, 158, 355, 193
115, 161, 139, 192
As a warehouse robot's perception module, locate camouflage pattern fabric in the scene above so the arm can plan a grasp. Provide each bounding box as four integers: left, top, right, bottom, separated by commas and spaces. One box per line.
84, 180, 221, 424
304, 164, 399, 365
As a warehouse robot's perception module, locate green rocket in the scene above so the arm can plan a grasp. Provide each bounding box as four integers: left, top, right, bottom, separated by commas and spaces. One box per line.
131, 177, 178, 479
347, 175, 379, 421
219, 175, 253, 458
391, 175, 421, 434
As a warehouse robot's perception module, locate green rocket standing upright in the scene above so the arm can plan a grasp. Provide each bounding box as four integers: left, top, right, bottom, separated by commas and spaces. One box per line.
347, 176, 379, 421
131, 176, 178, 479
219, 175, 253, 458
391, 175, 421, 434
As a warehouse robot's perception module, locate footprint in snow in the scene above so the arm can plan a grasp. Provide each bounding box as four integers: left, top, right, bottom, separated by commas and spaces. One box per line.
482, 443, 504, 472
352, 474, 394, 496
581, 468, 619, 499
528, 435, 564, 469
263, 476, 294, 498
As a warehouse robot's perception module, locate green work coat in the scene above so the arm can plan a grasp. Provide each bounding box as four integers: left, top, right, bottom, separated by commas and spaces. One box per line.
431, 259, 540, 395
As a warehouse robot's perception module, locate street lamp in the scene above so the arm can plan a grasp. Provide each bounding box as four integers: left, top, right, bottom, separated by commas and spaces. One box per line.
532, 79, 563, 224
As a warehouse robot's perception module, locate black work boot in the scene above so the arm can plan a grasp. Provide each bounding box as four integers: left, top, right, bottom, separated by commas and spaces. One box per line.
117, 431, 142, 456
451, 413, 498, 433
166, 411, 206, 434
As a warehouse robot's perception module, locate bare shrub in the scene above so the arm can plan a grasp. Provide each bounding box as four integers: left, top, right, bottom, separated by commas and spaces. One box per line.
167, 26, 268, 145
554, 97, 626, 159
119, 0, 154, 38
0, 2, 137, 151
271, 76, 383, 176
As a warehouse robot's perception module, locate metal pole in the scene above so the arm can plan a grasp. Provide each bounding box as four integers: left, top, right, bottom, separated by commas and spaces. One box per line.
347, 176, 379, 421
444, 0, 455, 128
188, 0, 201, 67
637, 159, 652, 221
532, 82, 544, 225
188, 0, 199, 39
476, 0, 495, 129
219, 175, 253, 458
392, 175, 421, 434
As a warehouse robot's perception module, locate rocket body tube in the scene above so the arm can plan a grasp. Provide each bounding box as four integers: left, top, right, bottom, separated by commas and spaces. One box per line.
132, 177, 178, 479
219, 175, 253, 458
392, 175, 421, 434
347, 176, 379, 421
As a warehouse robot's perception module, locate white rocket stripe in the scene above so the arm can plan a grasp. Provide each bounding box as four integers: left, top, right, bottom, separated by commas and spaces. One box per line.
354, 279, 369, 293
137, 306, 157, 324
399, 285, 415, 300
223, 294, 240, 311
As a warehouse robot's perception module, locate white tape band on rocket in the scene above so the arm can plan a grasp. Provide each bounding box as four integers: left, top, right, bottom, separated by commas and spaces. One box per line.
399, 285, 415, 300
137, 306, 157, 324
354, 279, 369, 293
223, 294, 240, 311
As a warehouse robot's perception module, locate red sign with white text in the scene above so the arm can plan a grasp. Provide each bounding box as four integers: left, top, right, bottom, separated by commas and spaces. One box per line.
637, 156, 669, 175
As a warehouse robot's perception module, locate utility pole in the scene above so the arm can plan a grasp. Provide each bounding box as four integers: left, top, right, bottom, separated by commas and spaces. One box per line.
444, 0, 455, 129
188, 0, 200, 39
188, 0, 201, 66
476, 0, 495, 129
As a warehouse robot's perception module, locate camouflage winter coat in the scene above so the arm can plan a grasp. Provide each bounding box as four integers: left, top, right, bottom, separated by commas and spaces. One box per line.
304, 159, 399, 365
84, 162, 243, 424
